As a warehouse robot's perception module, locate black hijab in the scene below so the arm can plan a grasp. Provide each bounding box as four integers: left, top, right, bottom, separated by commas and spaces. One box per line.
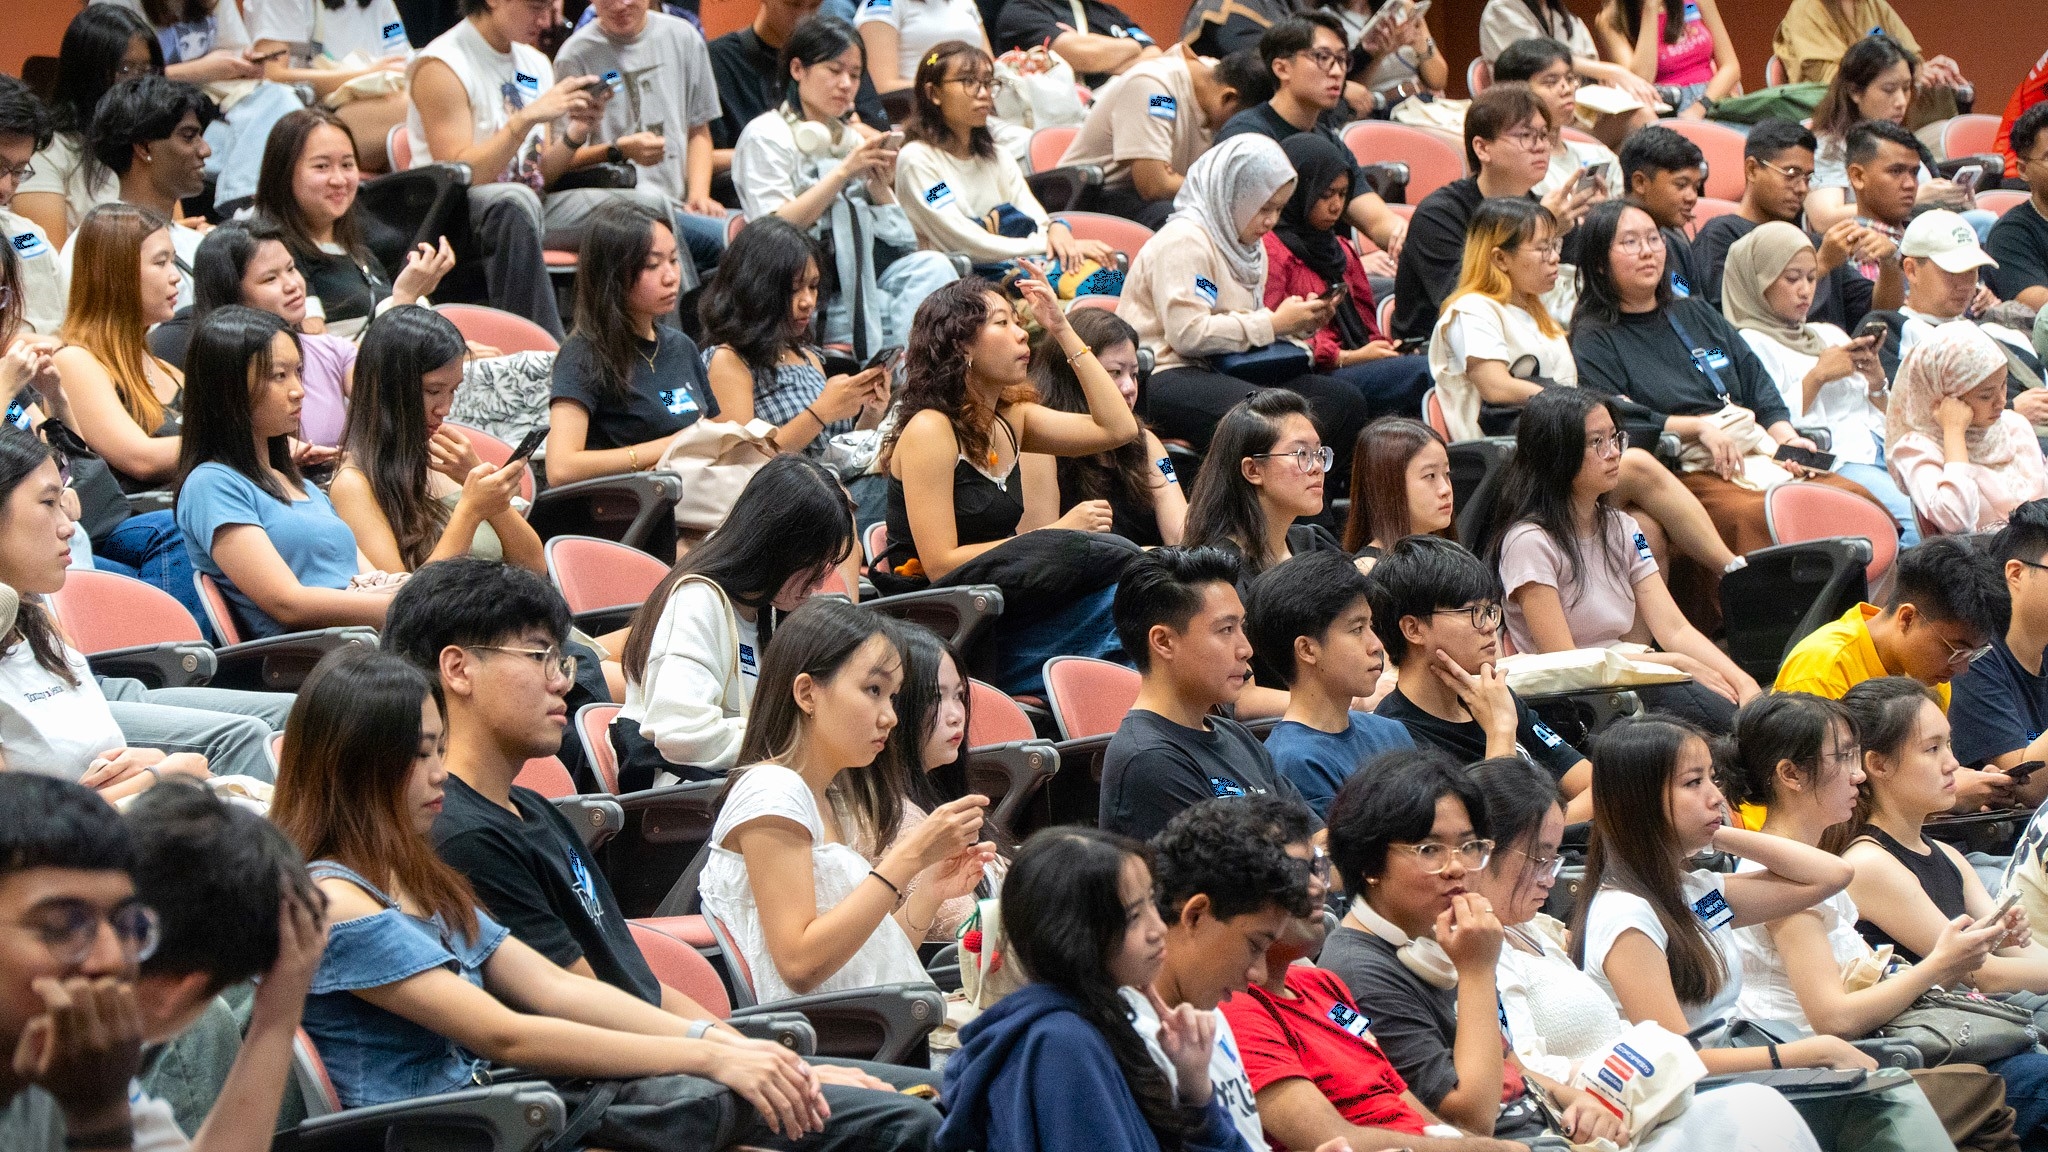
1274, 133, 1373, 349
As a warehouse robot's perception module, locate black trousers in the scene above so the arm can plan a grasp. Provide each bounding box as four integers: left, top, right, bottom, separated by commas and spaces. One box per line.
1143, 366, 1371, 497
546, 1068, 940, 1152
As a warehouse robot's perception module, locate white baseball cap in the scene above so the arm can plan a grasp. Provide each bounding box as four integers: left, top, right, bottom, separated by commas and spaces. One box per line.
1900, 209, 1999, 274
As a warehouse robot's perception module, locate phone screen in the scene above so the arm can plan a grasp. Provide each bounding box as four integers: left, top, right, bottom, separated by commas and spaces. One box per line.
1954, 165, 1983, 189
508, 427, 548, 464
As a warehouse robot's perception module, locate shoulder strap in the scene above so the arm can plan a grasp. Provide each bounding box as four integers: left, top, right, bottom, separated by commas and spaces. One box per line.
1665, 308, 1730, 400
1068, 0, 1090, 36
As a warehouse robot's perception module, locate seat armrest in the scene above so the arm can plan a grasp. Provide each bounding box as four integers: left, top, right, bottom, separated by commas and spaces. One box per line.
1359, 161, 1410, 204
1851, 1038, 1924, 1069
124, 489, 174, 517
1024, 166, 1102, 213
1794, 426, 1833, 451
529, 472, 682, 558
212, 627, 379, 692
1657, 432, 1683, 467
272, 1083, 567, 1152
1932, 153, 2005, 190
964, 739, 1059, 845
860, 585, 1005, 650
601, 780, 725, 918
725, 1009, 820, 1055
83, 642, 217, 689
766, 981, 947, 1065
550, 795, 624, 851
570, 606, 640, 635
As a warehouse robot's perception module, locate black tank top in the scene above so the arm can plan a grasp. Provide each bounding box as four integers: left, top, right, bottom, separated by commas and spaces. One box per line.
1852, 825, 1966, 964
882, 416, 1023, 575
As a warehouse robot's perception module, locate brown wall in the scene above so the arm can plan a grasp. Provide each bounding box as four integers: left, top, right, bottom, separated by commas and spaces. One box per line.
4, 0, 83, 81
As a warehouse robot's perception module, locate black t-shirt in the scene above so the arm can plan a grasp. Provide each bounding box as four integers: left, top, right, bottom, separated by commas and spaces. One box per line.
1987, 200, 2048, 304
1662, 228, 1702, 300
1382, 177, 1593, 346
1373, 685, 1584, 781
993, 0, 1156, 85
707, 27, 891, 152
549, 325, 717, 450
293, 244, 395, 329
1571, 296, 1791, 446
1692, 214, 1876, 330
1948, 634, 2048, 768
1218, 103, 1365, 214
432, 775, 662, 1005
1099, 709, 1316, 840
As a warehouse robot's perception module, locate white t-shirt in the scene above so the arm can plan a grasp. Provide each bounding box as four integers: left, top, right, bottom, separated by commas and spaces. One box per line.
1732, 861, 1870, 1036
1427, 294, 1578, 442
405, 18, 553, 186
1740, 325, 1883, 468
59, 218, 202, 310
1478, 0, 1599, 61
131, 1079, 189, 1152
247, 0, 411, 61
0, 637, 126, 783
856, 0, 987, 79
1583, 870, 1744, 1035
699, 763, 933, 1005
18, 133, 120, 237
1, 208, 68, 335
1121, 988, 1262, 1152
94, 0, 251, 58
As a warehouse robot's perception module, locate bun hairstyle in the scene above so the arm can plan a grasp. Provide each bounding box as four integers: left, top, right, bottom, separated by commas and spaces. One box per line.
1714, 691, 1855, 813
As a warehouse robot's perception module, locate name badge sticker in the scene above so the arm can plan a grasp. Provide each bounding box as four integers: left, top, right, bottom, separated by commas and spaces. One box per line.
1704, 348, 1731, 371
924, 181, 957, 211
1207, 776, 1250, 798
1157, 456, 1179, 484
659, 388, 699, 416
9, 230, 51, 262
1531, 720, 1565, 749
1326, 1002, 1374, 1040
1692, 887, 1734, 932
739, 642, 758, 673
381, 20, 408, 52
1194, 275, 1219, 306
602, 69, 624, 95
514, 70, 542, 101
1669, 271, 1692, 297
1147, 93, 1177, 120
1683, 1, 1701, 19
1632, 531, 1654, 561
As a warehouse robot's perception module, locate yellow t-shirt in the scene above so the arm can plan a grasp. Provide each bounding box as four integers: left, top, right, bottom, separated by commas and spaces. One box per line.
1771, 602, 1951, 710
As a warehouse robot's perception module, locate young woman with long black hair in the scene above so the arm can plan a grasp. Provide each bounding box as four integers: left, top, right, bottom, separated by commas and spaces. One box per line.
1026, 307, 1185, 548
13, 5, 154, 246
938, 826, 1249, 1152
329, 306, 540, 577
1183, 389, 1341, 581
1804, 35, 1982, 236
615, 454, 858, 787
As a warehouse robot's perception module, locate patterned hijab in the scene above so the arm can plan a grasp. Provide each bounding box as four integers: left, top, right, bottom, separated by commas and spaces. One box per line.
1887, 320, 2023, 467
1722, 222, 1832, 357
1169, 134, 1297, 293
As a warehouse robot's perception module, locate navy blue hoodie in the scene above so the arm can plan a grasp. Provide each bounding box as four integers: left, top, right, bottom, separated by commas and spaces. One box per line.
937, 982, 1249, 1152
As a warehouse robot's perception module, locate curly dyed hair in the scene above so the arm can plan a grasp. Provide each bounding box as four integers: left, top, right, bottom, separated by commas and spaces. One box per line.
887, 278, 1035, 470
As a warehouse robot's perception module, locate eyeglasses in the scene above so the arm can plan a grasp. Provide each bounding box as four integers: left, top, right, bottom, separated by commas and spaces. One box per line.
1431, 602, 1503, 632
1504, 844, 1566, 882
469, 644, 577, 682
1614, 231, 1664, 255
1292, 48, 1349, 74
1390, 839, 1495, 874
1497, 128, 1551, 152
4, 898, 160, 966
1250, 445, 1335, 475
0, 161, 32, 183
942, 74, 1007, 97
1759, 160, 1815, 185
1517, 239, 1565, 259
1939, 635, 1994, 667
1307, 849, 1332, 881
1585, 430, 1629, 456
112, 62, 156, 80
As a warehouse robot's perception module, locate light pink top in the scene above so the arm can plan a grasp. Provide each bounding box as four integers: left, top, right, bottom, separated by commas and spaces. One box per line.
1888, 411, 2048, 534
1499, 511, 1659, 655
298, 332, 357, 448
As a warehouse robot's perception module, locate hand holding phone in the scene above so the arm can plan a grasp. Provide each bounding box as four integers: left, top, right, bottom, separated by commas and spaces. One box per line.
2006, 760, 2046, 786
1572, 165, 1604, 195
1773, 443, 1836, 472
1953, 164, 1984, 191
507, 426, 547, 466
1319, 280, 1348, 304
1852, 316, 1891, 345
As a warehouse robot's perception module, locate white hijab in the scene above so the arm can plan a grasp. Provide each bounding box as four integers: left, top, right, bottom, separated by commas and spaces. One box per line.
1168, 134, 1297, 293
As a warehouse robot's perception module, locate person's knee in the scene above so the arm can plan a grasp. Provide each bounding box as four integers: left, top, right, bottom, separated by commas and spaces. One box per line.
474, 184, 545, 231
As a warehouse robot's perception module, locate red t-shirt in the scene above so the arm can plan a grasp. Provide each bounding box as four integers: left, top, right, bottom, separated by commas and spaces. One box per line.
1997, 49, 2048, 173
1221, 967, 1434, 1145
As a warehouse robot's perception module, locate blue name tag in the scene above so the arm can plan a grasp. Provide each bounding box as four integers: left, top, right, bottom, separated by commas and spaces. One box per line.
1156, 456, 1178, 484
1147, 93, 1177, 120
9, 230, 50, 262
5, 398, 29, 429
1193, 275, 1219, 306
1633, 531, 1654, 561
1692, 887, 1734, 932
860, 0, 893, 15
1326, 1002, 1374, 1040
1669, 271, 1692, 297
514, 70, 541, 100
602, 69, 624, 95
1208, 776, 1250, 798
659, 388, 699, 416
739, 642, 757, 672
1531, 720, 1564, 748
1683, 1, 1701, 19
381, 20, 407, 51
924, 181, 957, 211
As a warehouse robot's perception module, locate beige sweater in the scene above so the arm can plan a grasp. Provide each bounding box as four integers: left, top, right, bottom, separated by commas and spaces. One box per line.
1120, 218, 1278, 373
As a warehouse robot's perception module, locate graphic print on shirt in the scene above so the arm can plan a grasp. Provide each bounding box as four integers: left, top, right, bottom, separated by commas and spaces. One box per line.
499, 72, 550, 190
567, 847, 605, 922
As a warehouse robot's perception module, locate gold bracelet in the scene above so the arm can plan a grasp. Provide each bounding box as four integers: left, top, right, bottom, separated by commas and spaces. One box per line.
1066, 347, 1095, 365
626, 445, 641, 472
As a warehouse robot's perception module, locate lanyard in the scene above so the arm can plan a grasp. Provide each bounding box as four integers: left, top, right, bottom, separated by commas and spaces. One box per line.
1666, 310, 1728, 400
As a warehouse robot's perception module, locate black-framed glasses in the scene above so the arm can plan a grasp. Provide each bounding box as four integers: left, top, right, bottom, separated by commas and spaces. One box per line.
942, 74, 1006, 97
469, 644, 577, 682
1505, 844, 1566, 882
1432, 602, 1503, 633
2018, 558, 2048, 574
1391, 839, 1495, 874
1292, 48, 1349, 73
1250, 445, 1335, 475
1585, 430, 1629, 456
4, 898, 160, 966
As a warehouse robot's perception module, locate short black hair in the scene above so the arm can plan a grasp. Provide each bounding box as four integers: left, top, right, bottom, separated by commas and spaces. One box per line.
1151, 798, 1313, 923
1363, 535, 1501, 664
384, 558, 574, 681
1215, 47, 1277, 109
1993, 499, 2048, 567
0, 75, 54, 152
1327, 747, 1487, 890
1491, 37, 1574, 85
87, 75, 217, 177
1259, 13, 1349, 73
127, 781, 313, 995
0, 774, 133, 880
1245, 551, 1371, 688
1113, 546, 1242, 673
1889, 536, 2009, 640
1845, 118, 1922, 171
2013, 102, 2048, 163
1618, 124, 1705, 183
1744, 117, 1817, 163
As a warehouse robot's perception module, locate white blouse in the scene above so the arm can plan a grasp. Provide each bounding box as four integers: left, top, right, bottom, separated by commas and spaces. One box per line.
1739, 325, 1883, 469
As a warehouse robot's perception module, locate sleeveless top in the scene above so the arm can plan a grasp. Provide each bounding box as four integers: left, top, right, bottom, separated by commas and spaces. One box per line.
882, 415, 1023, 575
406, 19, 552, 188
1852, 825, 1966, 964
115, 370, 183, 494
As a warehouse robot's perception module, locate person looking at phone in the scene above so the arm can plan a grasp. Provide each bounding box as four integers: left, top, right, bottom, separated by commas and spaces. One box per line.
1951, 500, 2048, 804
1719, 221, 1915, 544
1489, 38, 1622, 208
1984, 103, 2048, 312
1896, 209, 2008, 359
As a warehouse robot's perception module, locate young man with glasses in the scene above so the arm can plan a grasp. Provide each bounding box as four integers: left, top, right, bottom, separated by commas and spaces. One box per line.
1692, 117, 1901, 325
1388, 82, 1596, 347
1951, 500, 2048, 807
1364, 535, 1591, 821
1100, 546, 1317, 841
1776, 536, 2015, 814
1215, 15, 1409, 280
1985, 102, 2048, 312
0, 76, 66, 337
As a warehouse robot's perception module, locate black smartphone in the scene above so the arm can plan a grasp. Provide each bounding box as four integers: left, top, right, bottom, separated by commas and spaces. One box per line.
2007, 760, 2046, 786
1852, 316, 1891, 345
1319, 280, 1348, 304
1774, 443, 1836, 471
507, 426, 547, 465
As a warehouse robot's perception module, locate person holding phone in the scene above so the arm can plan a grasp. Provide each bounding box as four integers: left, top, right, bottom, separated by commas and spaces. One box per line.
1721, 222, 1915, 544
1952, 501, 2048, 809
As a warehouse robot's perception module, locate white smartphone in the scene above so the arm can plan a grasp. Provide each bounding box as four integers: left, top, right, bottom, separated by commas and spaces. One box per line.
1356, 0, 1413, 46
1953, 164, 1984, 191
1989, 887, 2024, 927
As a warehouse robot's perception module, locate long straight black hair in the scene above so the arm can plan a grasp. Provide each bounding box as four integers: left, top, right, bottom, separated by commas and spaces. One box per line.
1002, 827, 1205, 1152
698, 217, 821, 388
1570, 199, 1672, 333
1484, 388, 1629, 605
1810, 34, 1919, 140
175, 306, 302, 505
570, 201, 667, 406
0, 427, 78, 685
1184, 388, 1314, 577
341, 306, 470, 570
1030, 309, 1154, 521
254, 109, 373, 269
190, 217, 294, 328
880, 619, 974, 817
51, 6, 161, 137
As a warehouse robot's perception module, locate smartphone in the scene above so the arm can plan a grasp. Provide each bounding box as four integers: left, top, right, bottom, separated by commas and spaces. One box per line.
247, 46, 289, 63
1773, 443, 1837, 471
882, 130, 905, 149
577, 75, 610, 94
1319, 280, 1348, 304
2007, 760, 2046, 786
1990, 887, 2024, 924
1572, 165, 1604, 195
1852, 315, 1892, 345
1410, 0, 1432, 16
1953, 163, 1984, 191
507, 426, 548, 465
1356, 0, 1413, 46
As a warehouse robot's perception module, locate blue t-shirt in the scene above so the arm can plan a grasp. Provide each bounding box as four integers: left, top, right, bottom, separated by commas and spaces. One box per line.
1263, 712, 1415, 818
176, 462, 361, 639
1950, 635, 2048, 768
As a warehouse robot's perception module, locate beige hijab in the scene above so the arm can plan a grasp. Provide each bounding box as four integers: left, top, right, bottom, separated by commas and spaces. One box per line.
1721, 222, 1832, 357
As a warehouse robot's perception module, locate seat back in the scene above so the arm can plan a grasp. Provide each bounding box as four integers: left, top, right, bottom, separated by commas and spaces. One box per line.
514, 755, 578, 799
1981, 189, 2029, 217
726, 212, 748, 245
968, 679, 1037, 745
1068, 294, 1120, 313
386, 123, 413, 170
863, 520, 888, 565
194, 573, 244, 646
705, 910, 758, 1008
1765, 482, 1899, 586
627, 921, 733, 1015
1688, 196, 1742, 237
1561, 126, 1599, 146
1051, 211, 1155, 261
1721, 538, 1872, 683
1942, 114, 2002, 163
1421, 386, 1450, 439
292, 1030, 344, 1117
545, 535, 672, 618
1446, 438, 1514, 546
442, 422, 537, 501
1656, 118, 1747, 201
575, 702, 624, 794
1765, 54, 1788, 87
1028, 125, 1079, 174
1376, 293, 1396, 336
1340, 121, 1465, 202
1466, 57, 1491, 95
49, 570, 207, 652
1043, 656, 1140, 740
434, 303, 559, 354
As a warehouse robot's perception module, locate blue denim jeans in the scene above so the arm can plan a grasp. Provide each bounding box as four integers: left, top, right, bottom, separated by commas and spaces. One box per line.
988, 586, 1126, 698
1990, 1048, 2048, 1147
92, 511, 211, 643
